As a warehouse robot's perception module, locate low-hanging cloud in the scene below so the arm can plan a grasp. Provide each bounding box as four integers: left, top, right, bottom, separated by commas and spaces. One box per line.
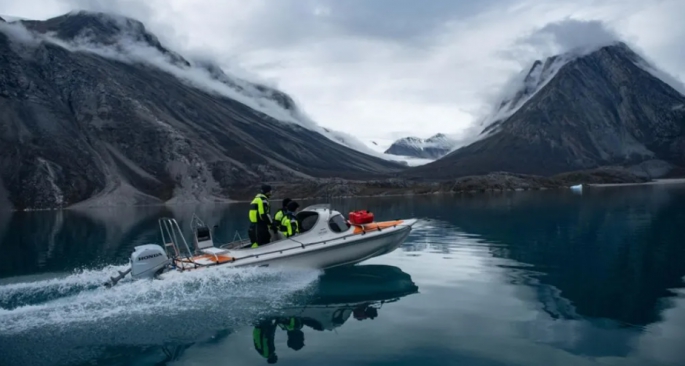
0, 15, 412, 164
0, 18, 40, 45
448, 15, 685, 154
519, 18, 621, 57
480, 19, 622, 113
513, 17, 685, 95
2, 0, 685, 153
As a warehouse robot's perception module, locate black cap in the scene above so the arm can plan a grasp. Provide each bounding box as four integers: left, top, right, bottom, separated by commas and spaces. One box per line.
282, 198, 292, 208
287, 201, 299, 212
261, 184, 272, 194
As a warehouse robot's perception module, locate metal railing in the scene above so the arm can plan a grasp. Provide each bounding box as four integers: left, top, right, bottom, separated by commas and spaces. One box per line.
158, 217, 193, 260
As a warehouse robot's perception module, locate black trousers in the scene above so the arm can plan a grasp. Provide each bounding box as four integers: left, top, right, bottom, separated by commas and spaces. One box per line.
249, 222, 271, 245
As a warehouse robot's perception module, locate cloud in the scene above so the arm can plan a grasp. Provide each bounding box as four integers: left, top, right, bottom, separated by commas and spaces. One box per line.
516, 18, 621, 58
0, 18, 39, 45
1, 0, 684, 148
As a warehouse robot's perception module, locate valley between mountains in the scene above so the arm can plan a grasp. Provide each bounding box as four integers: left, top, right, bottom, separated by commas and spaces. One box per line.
0, 11, 683, 210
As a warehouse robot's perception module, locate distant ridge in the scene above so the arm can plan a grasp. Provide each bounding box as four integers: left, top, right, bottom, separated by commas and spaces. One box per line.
384, 133, 457, 159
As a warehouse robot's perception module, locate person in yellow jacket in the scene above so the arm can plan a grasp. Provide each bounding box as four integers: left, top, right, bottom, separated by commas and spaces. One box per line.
248, 184, 276, 248
274, 198, 292, 223
279, 201, 300, 238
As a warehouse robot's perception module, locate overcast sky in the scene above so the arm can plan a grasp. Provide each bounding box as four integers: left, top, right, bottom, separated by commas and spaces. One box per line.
1, 0, 684, 149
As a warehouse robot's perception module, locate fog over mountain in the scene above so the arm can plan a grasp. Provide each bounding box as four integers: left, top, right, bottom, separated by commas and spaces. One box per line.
0, 12, 406, 209
406, 24, 685, 180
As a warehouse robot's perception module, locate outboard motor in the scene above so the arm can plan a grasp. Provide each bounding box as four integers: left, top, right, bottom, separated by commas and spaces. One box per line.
130, 244, 170, 279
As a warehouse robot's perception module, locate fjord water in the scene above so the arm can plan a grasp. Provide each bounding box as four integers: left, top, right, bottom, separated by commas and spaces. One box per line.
1, 185, 685, 366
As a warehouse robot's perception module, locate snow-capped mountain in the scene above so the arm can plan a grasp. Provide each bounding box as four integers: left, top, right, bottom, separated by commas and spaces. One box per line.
4, 11, 404, 162
478, 55, 569, 137
384, 133, 458, 159
0, 11, 406, 209
406, 42, 685, 179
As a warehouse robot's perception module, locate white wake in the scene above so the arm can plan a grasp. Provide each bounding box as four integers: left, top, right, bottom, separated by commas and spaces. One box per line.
0, 263, 321, 334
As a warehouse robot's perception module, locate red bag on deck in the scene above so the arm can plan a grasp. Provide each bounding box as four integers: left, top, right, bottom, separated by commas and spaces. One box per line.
348, 210, 374, 225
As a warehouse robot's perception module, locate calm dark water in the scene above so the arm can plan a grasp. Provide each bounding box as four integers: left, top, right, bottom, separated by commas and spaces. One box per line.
1, 184, 685, 366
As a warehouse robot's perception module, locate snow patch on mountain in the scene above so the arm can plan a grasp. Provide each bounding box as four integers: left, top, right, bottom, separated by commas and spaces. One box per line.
393, 134, 456, 151
470, 19, 685, 145
460, 20, 624, 145
0, 12, 403, 163
384, 133, 459, 159
474, 53, 572, 139
472, 41, 685, 146
322, 130, 431, 166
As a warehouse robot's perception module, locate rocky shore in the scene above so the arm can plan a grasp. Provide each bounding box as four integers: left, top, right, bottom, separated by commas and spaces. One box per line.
225, 167, 653, 202
2, 167, 658, 211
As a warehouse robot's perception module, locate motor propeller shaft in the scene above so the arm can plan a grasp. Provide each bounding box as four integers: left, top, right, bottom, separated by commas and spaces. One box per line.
104, 267, 132, 288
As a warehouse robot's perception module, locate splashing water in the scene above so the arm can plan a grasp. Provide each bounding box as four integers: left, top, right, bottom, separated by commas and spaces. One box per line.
0, 262, 322, 365
0, 264, 133, 310
0, 263, 322, 334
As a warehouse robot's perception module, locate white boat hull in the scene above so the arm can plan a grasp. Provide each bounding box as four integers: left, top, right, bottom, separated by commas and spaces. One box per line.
225, 223, 414, 270
107, 204, 418, 287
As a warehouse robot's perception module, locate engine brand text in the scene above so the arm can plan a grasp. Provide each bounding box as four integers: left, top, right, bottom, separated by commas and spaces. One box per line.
138, 253, 163, 261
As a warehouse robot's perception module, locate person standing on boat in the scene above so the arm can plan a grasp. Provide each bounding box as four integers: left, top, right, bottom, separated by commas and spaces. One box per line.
279, 201, 300, 238
249, 184, 276, 248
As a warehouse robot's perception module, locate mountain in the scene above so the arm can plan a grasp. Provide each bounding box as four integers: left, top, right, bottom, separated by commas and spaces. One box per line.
405, 42, 685, 180
384, 133, 457, 159
0, 11, 405, 210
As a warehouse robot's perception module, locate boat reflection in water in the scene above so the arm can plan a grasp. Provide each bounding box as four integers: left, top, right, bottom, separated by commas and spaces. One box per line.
162, 264, 419, 364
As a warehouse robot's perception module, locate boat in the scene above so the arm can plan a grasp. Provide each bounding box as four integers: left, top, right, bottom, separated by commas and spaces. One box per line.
105, 204, 417, 287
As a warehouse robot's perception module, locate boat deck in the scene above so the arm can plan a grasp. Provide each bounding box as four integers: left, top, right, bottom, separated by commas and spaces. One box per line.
173, 252, 235, 269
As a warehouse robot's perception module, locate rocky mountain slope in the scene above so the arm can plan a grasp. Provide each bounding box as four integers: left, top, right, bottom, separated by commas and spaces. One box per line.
0, 11, 406, 210
405, 42, 685, 180
384, 133, 457, 159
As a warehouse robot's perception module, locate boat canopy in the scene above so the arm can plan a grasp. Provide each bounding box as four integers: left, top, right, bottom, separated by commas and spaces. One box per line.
296, 205, 352, 234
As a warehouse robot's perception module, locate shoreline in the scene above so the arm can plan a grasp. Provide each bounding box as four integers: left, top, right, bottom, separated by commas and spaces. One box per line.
1, 187, 558, 213
587, 178, 685, 188
5, 173, 685, 214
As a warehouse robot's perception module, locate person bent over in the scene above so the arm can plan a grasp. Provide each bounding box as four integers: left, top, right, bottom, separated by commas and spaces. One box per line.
279, 201, 300, 238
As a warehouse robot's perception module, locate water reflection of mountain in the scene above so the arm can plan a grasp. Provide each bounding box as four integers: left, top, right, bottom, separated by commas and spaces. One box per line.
339, 186, 685, 360
336, 186, 685, 328
458, 186, 684, 328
